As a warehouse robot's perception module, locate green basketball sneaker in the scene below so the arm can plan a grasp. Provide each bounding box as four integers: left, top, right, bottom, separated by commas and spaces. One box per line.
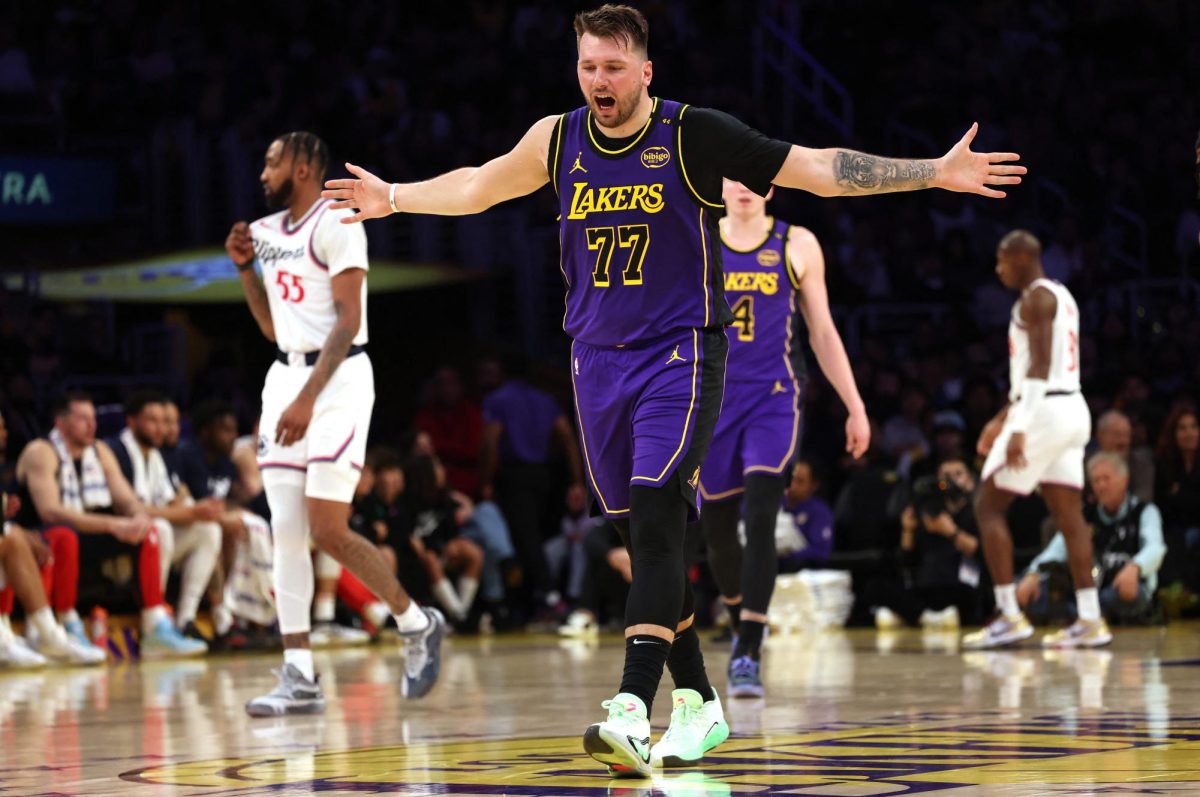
583, 692, 653, 777
650, 688, 730, 768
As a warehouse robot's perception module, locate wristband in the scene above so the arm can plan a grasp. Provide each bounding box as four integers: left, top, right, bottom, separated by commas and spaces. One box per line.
388, 182, 400, 214
1007, 378, 1047, 433
234, 258, 254, 272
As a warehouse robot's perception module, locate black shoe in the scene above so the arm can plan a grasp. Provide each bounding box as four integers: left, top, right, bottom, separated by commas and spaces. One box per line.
210, 626, 251, 652
181, 621, 211, 644
711, 625, 735, 643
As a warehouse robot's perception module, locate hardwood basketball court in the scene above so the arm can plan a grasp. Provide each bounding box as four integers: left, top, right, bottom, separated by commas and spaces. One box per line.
1, 625, 1198, 795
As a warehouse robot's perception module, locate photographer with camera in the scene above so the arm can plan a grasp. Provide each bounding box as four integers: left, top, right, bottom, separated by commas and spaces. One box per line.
874, 457, 983, 629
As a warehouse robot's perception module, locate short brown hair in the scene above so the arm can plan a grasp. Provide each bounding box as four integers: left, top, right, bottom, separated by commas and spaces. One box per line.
574, 5, 649, 55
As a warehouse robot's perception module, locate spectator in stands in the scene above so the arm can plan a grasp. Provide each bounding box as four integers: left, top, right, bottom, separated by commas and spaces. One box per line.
479, 355, 585, 613
11, 392, 205, 657
874, 457, 982, 629
1041, 215, 1085, 285
558, 522, 631, 638
777, 459, 834, 571
1019, 453, 1166, 623
881, 385, 930, 477
1094, 409, 1155, 503
404, 453, 490, 626
543, 478, 601, 610
108, 391, 223, 640
345, 447, 413, 633
414, 366, 483, 497
911, 410, 968, 482
1154, 404, 1200, 599
833, 421, 906, 559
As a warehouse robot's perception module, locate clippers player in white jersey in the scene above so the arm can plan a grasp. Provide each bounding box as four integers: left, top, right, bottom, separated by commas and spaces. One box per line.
965, 230, 1111, 650
225, 132, 445, 716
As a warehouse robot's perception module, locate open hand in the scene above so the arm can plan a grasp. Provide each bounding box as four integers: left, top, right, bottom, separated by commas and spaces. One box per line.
936, 123, 1026, 199
322, 163, 392, 224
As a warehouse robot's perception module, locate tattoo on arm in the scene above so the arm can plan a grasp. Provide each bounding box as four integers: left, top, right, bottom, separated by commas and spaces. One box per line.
833, 151, 936, 194
300, 322, 355, 401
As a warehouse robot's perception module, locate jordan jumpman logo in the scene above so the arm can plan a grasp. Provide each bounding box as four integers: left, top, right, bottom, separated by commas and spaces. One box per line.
666, 346, 687, 364
570, 152, 588, 174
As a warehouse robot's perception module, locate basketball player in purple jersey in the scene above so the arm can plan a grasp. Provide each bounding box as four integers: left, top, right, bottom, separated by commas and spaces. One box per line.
702, 180, 869, 699
324, 5, 1024, 777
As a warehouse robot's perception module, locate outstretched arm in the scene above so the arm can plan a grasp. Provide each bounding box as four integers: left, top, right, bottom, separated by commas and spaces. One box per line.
789, 227, 869, 458
774, 123, 1025, 199
323, 116, 559, 223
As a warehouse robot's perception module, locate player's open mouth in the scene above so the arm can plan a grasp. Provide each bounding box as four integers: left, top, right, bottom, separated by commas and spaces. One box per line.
594, 95, 616, 111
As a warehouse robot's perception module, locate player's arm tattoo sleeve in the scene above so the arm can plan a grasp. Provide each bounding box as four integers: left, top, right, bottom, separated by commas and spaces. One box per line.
773, 144, 938, 197
299, 270, 362, 402
832, 151, 936, 194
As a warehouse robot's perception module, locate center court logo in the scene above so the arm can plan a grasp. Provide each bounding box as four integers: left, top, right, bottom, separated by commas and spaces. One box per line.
640, 146, 671, 168
122, 711, 1200, 795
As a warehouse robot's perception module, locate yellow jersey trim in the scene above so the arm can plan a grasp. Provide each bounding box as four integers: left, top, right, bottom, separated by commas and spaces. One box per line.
701, 208, 711, 328
631, 329, 699, 484
699, 483, 746, 502
570, 341, 629, 516
586, 97, 659, 156
771, 288, 803, 471
783, 225, 804, 290
550, 114, 567, 197
677, 105, 724, 210
720, 215, 776, 254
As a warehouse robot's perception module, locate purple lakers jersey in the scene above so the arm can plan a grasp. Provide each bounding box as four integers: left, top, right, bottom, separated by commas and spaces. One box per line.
721, 217, 807, 385
554, 98, 728, 346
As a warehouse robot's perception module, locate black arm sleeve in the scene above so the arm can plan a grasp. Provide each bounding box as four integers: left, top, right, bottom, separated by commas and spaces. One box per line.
680, 107, 792, 205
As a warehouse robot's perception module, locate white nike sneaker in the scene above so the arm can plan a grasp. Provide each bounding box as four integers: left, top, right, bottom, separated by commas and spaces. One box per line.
0, 616, 46, 669
650, 688, 730, 768
29, 623, 106, 666
583, 692, 653, 777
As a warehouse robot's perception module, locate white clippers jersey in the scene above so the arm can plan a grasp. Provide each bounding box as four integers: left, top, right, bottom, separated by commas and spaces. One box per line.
1007, 277, 1080, 401
250, 198, 369, 354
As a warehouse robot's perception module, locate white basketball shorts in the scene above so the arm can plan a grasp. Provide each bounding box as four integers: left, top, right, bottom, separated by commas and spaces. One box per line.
257, 352, 375, 503
981, 391, 1091, 496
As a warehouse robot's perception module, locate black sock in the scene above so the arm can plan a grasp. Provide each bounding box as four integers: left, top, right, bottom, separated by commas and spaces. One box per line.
666, 625, 713, 700
620, 634, 671, 715
724, 601, 742, 633
733, 619, 765, 660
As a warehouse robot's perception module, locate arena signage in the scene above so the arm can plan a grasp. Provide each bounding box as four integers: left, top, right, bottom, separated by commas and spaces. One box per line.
0, 156, 116, 223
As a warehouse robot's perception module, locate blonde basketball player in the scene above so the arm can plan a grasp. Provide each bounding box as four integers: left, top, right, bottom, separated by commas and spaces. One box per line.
965, 229, 1110, 650
225, 131, 444, 715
